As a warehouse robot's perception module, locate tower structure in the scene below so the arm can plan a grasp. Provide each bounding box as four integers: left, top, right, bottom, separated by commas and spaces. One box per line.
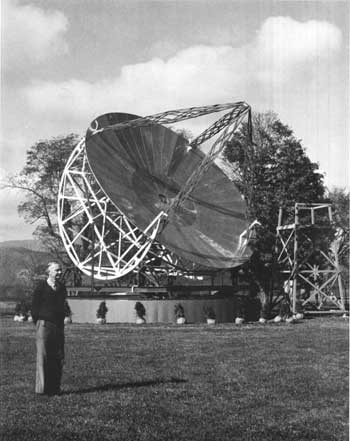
276, 203, 347, 314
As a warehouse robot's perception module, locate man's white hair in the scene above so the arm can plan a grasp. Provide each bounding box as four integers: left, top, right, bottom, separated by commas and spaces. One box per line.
47, 261, 61, 272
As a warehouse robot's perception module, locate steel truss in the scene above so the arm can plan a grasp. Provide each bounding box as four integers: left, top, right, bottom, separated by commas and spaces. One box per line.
57, 139, 165, 280
276, 203, 347, 313
58, 102, 252, 280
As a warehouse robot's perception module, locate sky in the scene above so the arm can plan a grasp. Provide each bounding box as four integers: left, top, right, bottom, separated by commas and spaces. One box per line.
0, 0, 349, 241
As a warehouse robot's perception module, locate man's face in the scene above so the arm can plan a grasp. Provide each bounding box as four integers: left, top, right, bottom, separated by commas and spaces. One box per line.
48, 264, 62, 282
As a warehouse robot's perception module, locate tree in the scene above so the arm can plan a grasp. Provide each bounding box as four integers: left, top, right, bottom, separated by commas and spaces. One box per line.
327, 187, 349, 291
327, 187, 349, 233
223, 112, 326, 313
2, 134, 80, 261
17, 261, 44, 297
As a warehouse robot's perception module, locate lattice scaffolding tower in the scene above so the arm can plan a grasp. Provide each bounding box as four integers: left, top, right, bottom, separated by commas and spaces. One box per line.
276, 203, 347, 314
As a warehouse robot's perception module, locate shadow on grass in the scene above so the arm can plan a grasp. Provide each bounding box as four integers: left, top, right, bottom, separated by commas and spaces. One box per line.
62, 377, 187, 395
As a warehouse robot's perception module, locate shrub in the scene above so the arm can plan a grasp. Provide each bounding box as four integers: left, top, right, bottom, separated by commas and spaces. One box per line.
235, 296, 246, 319
203, 305, 216, 320
174, 303, 185, 319
96, 301, 108, 319
64, 300, 72, 318
260, 302, 270, 320
14, 300, 29, 319
135, 301, 146, 319
279, 298, 292, 319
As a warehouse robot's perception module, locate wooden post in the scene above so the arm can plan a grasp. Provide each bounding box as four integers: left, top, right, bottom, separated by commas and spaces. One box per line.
278, 207, 283, 228
337, 273, 345, 312
334, 246, 345, 311
328, 205, 333, 222
292, 205, 299, 314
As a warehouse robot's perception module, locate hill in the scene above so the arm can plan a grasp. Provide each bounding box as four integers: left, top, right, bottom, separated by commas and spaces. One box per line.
0, 239, 45, 252
0, 246, 53, 301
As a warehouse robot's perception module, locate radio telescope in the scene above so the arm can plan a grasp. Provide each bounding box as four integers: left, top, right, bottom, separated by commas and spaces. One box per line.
58, 102, 254, 280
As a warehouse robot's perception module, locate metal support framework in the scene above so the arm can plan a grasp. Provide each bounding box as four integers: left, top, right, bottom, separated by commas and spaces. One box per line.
57, 139, 165, 280
58, 140, 211, 281
58, 102, 252, 280
276, 203, 347, 313
89, 102, 251, 137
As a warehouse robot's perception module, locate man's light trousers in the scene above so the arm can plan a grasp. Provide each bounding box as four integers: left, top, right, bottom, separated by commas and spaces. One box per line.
35, 320, 64, 395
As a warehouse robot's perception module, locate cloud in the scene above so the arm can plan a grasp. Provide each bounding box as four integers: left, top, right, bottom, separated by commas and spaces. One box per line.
22, 45, 247, 116
7, 15, 344, 187
255, 16, 342, 83
147, 28, 235, 59
2, 0, 69, 72
21, 16, 341, 123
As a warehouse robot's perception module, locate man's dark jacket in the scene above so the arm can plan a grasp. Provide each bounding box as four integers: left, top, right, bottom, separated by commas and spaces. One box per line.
31, 281, 67, 327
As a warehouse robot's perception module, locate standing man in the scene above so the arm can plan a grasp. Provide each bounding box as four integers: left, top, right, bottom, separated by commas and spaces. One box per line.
31, 262, 66, 396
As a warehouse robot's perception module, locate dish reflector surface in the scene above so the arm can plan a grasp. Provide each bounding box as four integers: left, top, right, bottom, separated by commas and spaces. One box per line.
86, 113, 251, 268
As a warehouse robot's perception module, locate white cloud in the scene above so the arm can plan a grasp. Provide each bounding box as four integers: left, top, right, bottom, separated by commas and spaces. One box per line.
147, 28, 235, 59
16, 16, 344, 193
8, 15, 345, 190
2, 0, 69, 71
258, 16, 342, 59
22, 45, 247, 119
255, 17, 342, 83
21, 16, 341, 122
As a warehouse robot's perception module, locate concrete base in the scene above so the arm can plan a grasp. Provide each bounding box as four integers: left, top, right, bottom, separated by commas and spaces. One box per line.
67, 297, 235, 324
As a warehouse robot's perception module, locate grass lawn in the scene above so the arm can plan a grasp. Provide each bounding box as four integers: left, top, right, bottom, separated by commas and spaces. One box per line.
0, 316, 348, 441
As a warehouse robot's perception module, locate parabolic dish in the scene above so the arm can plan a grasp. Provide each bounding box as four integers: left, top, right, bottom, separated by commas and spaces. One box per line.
85, 112, 252, 269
